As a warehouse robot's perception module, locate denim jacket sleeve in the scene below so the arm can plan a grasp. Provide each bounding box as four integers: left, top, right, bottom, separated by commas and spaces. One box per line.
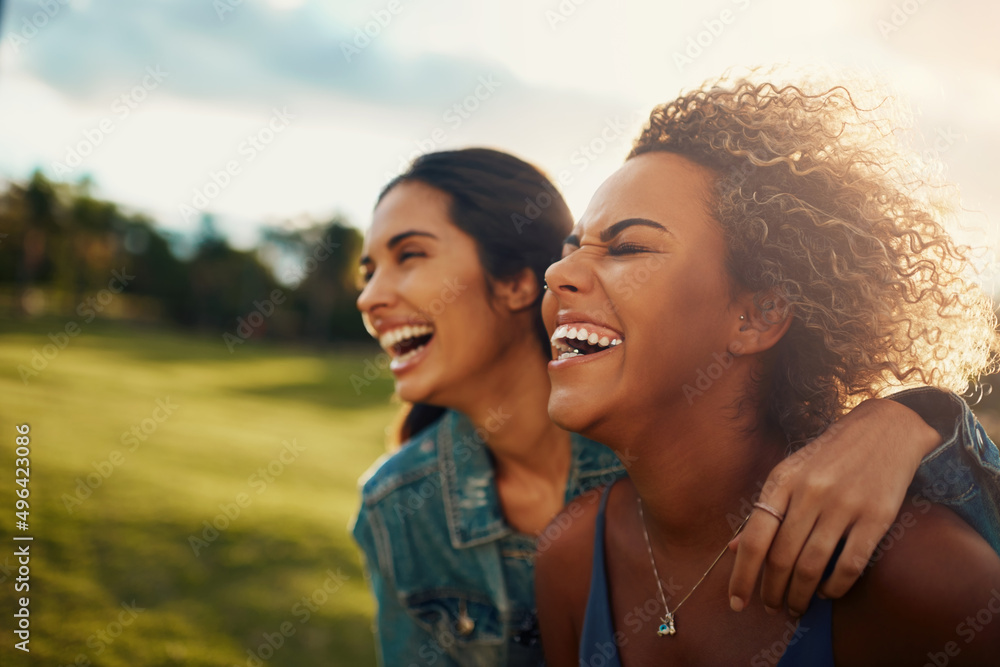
352, 505, 460, 667
889, 387, 1000, 552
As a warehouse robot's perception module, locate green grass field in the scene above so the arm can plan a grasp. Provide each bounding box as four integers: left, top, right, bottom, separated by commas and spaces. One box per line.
2, 319, 999, 667
0, 319, 397, 666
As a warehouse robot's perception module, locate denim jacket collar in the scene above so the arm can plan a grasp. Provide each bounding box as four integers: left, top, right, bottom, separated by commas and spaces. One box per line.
437, 410, 627, 550
439, 411, 511, 549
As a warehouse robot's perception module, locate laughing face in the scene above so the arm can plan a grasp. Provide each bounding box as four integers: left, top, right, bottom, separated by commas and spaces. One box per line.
542, 151, 743, 440
357, 180, 521, 406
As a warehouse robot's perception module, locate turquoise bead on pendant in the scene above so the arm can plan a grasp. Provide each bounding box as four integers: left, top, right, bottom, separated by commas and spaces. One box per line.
657, 614, 676, 636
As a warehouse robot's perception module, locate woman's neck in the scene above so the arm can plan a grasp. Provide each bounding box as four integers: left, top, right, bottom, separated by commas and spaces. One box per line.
453, 335, 572, 484
608, 395, 787, 551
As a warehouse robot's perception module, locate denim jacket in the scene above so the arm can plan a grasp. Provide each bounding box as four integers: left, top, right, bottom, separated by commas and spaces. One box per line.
894, 387, 1000, 549
350, 388, 1000, 666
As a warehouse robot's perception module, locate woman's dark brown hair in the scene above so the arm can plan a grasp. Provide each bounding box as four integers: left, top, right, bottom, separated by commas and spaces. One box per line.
377, 148, 574, 444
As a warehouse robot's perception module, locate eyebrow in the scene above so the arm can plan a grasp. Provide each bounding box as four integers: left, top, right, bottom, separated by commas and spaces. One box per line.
564, 218, 670, 246
359, 230, 438, 265
599, 218, 670, 242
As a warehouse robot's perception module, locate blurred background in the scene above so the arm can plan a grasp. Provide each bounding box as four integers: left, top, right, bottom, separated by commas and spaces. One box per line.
1, 0, 998, 665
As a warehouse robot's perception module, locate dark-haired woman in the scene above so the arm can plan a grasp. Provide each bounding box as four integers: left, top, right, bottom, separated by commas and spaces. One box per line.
536, 78, 1000, 666
350, 148, 1000, 666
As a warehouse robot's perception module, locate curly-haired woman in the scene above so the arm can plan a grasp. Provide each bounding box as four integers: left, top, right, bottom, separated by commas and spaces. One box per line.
536, 76, 1000, 666
352, 146, 999, 665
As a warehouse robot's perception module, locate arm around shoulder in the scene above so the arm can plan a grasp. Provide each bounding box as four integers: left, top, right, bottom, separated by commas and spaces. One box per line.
894, 387, 1000, 553
834, 499, 1000, 666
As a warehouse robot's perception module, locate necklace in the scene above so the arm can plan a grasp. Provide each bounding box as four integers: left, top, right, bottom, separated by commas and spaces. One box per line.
636, 496, 751, 637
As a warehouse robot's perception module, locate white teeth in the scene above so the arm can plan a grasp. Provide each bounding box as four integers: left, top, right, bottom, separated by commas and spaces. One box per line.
379, 324, 434, 352
550, 323, 624, 359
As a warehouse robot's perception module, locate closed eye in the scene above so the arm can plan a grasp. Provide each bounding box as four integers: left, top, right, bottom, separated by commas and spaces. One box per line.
357, 248, 427, 288
608, 242, 651, 256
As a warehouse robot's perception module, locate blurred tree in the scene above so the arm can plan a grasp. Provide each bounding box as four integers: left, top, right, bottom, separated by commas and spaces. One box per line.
261, 218, 367, 342
0, 174, 372, 343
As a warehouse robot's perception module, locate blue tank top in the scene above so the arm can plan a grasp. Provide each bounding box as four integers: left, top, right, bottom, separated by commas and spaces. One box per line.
579, 484, 835, 666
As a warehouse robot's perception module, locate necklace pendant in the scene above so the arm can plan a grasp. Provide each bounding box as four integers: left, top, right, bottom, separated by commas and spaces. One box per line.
657, 614, 676, 637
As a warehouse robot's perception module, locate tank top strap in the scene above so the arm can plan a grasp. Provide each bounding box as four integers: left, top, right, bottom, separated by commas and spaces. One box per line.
775, 596, 834, 666
578, 484, 623, 666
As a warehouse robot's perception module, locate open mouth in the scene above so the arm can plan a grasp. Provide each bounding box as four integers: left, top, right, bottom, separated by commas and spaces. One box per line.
550, 324, 621, 361
379, 324, 435, 363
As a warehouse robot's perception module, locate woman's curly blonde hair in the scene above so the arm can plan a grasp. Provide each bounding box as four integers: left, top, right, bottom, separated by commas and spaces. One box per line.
629, 73, 999, 445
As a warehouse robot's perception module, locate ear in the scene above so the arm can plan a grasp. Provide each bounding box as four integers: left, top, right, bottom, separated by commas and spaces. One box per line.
493, 267, 541, 313
729, 288, 794, 357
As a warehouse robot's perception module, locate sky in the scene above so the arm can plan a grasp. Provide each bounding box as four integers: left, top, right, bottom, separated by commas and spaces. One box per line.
0, 0, 998, 284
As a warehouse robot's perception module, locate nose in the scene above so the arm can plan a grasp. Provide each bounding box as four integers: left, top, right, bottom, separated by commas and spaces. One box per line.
356, 266, 394, 316
544, 250, 592, 297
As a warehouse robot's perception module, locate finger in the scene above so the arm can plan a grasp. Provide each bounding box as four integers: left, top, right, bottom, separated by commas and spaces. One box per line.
783, 516, 848, 616
728, 473, 792, 612
759, 495, 820, 615
728, 511, 778, 611
817, 519, 888, 599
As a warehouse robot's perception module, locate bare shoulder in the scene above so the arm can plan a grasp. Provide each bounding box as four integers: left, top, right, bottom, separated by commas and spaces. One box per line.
535, 485, 609, 667
535, 485, 606, 603
834, 498, 1000, 666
